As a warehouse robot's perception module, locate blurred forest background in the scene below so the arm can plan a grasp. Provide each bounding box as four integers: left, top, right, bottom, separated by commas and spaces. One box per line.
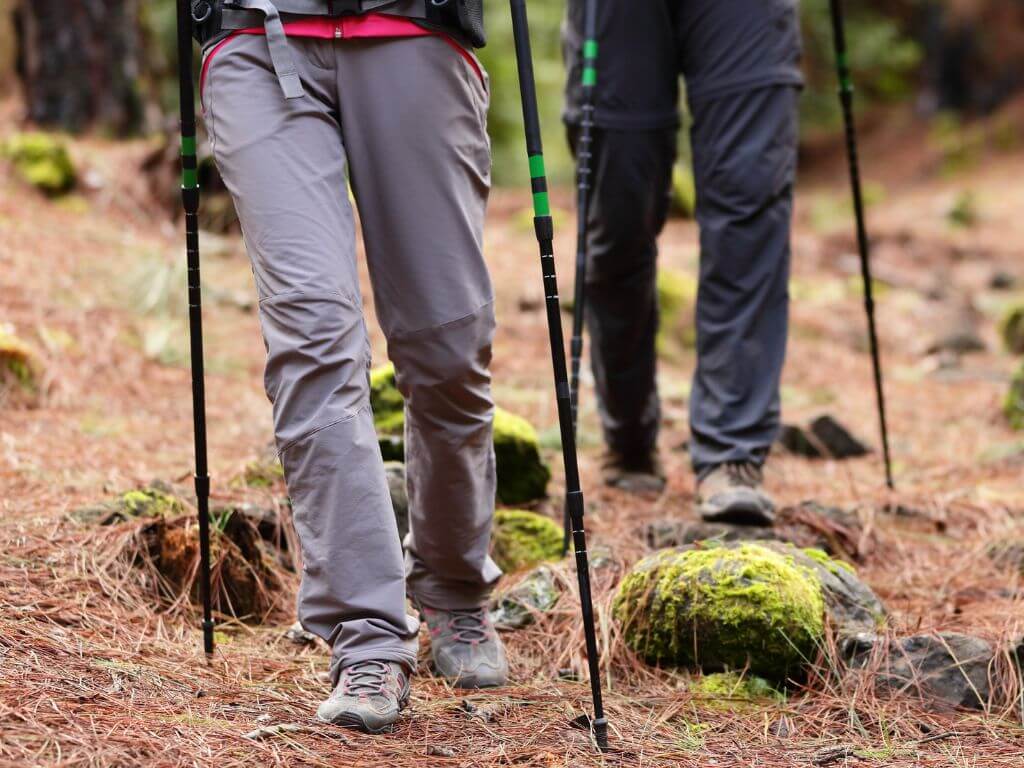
3, 0, 1024, 185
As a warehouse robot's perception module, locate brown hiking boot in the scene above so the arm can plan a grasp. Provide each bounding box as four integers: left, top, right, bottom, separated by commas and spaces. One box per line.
600, 449, 666, 494
316, 660, 411, 734
418, 604, 508, 688
696, 461, 775, 526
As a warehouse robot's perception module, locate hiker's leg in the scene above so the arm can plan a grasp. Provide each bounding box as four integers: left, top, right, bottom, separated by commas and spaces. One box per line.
677, 0, 802, 474
334, 38, 500, 610
568, 127, 676, 458
202, 34, 417, 680
562, 0, 679, 459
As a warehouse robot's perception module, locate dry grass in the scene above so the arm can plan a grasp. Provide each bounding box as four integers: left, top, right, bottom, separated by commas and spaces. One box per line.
4, 114, 1024, 765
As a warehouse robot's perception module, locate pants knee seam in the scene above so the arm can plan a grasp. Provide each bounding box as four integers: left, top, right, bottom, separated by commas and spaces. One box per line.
277, 403, 370, 457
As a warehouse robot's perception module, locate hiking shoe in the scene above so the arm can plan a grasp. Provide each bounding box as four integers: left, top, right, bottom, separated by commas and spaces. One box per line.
419, 604, 508, 688
600, 450, 666, 494
316, 660, 410, 734
697, 461, 775, 526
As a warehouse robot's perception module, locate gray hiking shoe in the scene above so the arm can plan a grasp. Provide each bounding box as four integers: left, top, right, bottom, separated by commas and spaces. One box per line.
600, 450, 666, 494
419, 604, 508, 688
697, 461, 775, 526
316, 660, 410, 734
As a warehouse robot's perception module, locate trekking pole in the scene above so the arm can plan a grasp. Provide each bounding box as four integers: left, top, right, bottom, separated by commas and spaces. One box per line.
564, 0, 599, 556
509, 0, 609, 751
176, 0, 215, 654
829, 0, 894, 489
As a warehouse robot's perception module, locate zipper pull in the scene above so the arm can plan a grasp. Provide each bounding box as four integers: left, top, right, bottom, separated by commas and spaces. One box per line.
334, 23, 342, 39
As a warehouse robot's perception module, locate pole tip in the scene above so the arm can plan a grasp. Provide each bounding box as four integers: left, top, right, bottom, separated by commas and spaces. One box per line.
203, 620, 215, 655
593, 718, 610, 752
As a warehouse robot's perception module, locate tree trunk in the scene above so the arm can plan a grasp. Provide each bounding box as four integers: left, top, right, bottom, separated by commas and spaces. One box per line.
13, 0, 143, 135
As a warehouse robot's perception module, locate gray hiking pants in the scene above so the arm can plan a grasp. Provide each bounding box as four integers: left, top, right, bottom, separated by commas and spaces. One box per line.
202, 33, 500, 679
563, 0, 802, 474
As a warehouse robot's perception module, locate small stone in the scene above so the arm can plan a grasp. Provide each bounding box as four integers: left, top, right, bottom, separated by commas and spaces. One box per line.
490, 565, 561, 629
243, 723, 306, 740
923, 299, 985, 356
776, 424, 825, 458
989, 269, 1016, 290
812, 745, 858, 766
284, 621, 318, 646
809, 415, 870, 459
846, 632, 994, 710
426, 745, 456, 758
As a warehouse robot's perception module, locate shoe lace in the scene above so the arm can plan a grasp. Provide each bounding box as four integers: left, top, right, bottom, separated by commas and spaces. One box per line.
341, 660, 390, 696
447, 608, 491, 644
723, 461, 761, 488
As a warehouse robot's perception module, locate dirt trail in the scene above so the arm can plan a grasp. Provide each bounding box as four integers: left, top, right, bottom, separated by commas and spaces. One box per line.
2, 119, 1024, 766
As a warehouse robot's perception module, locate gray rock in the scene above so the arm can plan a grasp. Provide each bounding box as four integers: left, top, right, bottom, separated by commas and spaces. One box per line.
844, 632, 994, 710
489, 565, 561, 630
809, 415, 870, 459
924, 300, 986, 356
385, 461, 409, 542
284, 621, 318, 646
645, 520, 781, 550
777, 424, 825, 458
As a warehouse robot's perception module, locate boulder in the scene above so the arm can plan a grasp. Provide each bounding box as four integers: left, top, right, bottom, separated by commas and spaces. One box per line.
385, 461, 409, 542
493, 409, 551, 504
368, 363, 551, 503
489, 565, 561, 630
491, 510, 563, 573
843, 632, 995, 710
613, 543, 825, 680
1, 132, 76, 195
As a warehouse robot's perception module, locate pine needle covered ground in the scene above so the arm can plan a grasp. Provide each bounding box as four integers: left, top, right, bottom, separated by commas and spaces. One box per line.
4, 105, 1024, 766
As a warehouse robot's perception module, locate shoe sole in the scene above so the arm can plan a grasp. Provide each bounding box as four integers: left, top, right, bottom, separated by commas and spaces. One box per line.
698, 494, 775, 527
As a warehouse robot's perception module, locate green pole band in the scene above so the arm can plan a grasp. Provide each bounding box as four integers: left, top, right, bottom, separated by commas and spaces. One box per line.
583, 68, 597, 86
183, 168, 198, 189
529, 154, 546, 180
181, 135, 197, 157
532, 191, 551, 217
836, 51, 848, 72
584, 40, 598, 59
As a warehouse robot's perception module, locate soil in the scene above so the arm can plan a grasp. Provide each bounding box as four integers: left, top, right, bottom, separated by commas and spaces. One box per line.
3, 102, 1024, 766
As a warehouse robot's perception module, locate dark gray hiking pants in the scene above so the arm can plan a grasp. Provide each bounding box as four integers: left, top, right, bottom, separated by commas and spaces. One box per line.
563, 0, 802, 474
202, 33, 499, 679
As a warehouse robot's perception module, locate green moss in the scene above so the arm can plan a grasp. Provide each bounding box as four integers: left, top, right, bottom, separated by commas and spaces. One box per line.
613, 543, 825, 680
802, 547, 856, 576
368, 363, 550, 501
0, 324, 42, 395
692, 671, 781, 704
1, 132, 76, 195
670, 164, 696, 219
1005, 362, 1024, 430
492, 510, 563, 572
657, 269, 698, 359
119, 488, 185, 518
494, 408, 551, 504
242, 455, 284, 488
1001, 306, 1024, 355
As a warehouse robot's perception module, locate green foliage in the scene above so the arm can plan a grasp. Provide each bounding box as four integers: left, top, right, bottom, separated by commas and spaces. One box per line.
491, 510, 563, 572
670, 164, 696, 219
799, 0, 921, 131
692, 671, 782, 705
0, 323, 42, 396
1, 133, 77, 195
613, 544, 825, 680
657, 269, 698, 359
1001, 305, 1024, 355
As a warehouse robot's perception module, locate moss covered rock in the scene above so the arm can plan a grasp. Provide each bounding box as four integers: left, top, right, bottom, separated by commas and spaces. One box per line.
656, 269, 698, 359
1005, 362, 1024, 430
1001, 305, 1024, 355
241, 452, 284, 488
0, 324, 43, 405
670, 164, 696, 219
691, 671, 781, 704
1, 132, 76, 195
493, 408, 551, 504
70, 483, 186, 526
613, 543, 825, 680
368, 362, 551, 502
491, 510, 563, 573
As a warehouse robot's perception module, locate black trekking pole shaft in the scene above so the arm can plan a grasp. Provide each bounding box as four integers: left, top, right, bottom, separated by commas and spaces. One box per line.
509, 0, 609, 751
564, 0, 599, 556
829, 0, 894, 490
176, 0, 215, 654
